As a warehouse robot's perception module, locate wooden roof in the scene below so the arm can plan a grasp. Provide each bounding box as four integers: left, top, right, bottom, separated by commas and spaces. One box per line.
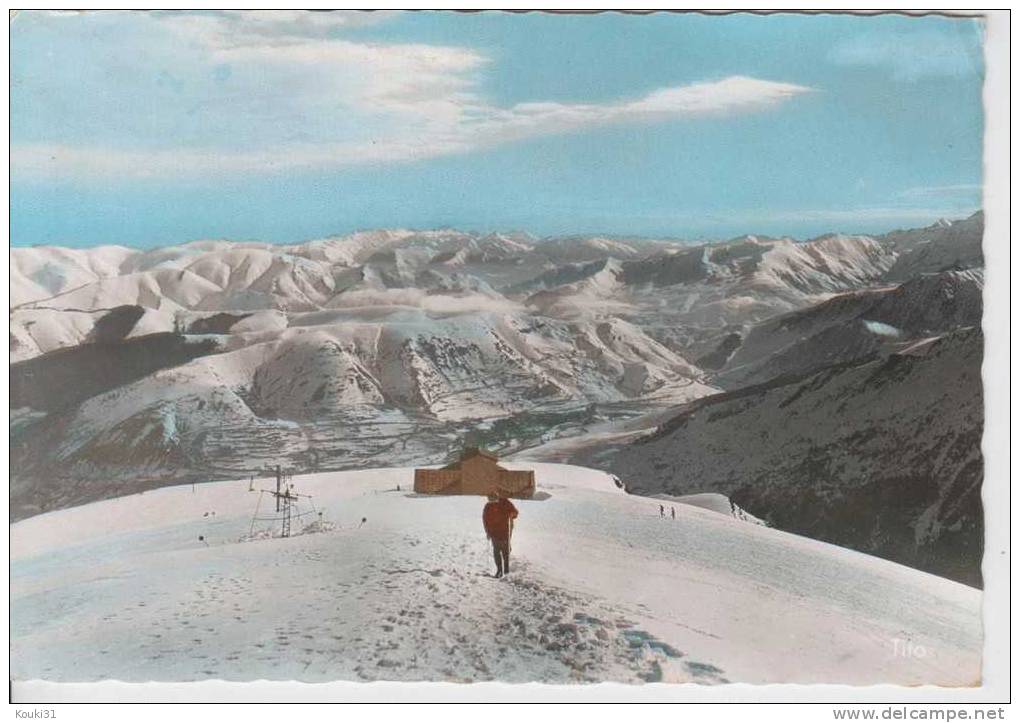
437, 446, 501, 470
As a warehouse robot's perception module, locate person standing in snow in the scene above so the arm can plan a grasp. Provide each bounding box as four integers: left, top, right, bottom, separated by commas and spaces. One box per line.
659, 504, 665, 518
671, 506, 676, 520
483, 493, 519, 578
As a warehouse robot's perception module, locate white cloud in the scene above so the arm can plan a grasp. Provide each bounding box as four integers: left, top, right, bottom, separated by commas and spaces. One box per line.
11, 11, 813, 181
10, 138, 474, 179
156, 10, 393, 47
735, 205, 981, 227
212, 38, 489, 124
466, 76, 811, 143
828, 26, 984, 81
898, 183, 982, 200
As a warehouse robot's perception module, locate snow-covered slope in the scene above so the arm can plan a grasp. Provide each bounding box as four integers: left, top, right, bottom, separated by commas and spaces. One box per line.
608, 233, 898, 359
534, 235, 680, 263
651, 492, 767, 526
598, 327, 984, 586
617, 233, 894, 296
712, 269, 983, 389
10, 245, 136, 306
10, 310, 715, 518
10, 464, 981, 685
881, 212, 984, 281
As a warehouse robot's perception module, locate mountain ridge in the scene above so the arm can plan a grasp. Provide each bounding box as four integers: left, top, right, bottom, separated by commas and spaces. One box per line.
8, 213, 986, 587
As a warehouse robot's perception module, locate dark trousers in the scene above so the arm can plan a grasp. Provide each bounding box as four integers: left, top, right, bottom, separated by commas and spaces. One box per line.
492, 538, 511, 576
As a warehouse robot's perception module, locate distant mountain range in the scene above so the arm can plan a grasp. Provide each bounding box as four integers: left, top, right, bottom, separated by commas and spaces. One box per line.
9, 212, 985, 584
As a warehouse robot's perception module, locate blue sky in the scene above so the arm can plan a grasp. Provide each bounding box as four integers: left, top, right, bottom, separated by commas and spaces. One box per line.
10, 11, 985, 248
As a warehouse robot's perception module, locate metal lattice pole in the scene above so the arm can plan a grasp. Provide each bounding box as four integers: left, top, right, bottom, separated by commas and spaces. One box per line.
282, 497, 292, 538
275, 465, 282, 512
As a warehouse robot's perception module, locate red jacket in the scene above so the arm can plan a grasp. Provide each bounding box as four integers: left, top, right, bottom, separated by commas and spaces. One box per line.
483, 498, 519, 541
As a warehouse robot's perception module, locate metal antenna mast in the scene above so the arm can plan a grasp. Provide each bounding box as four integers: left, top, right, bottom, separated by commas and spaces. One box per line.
281, 489, 293, 537
247, 467, 318, 540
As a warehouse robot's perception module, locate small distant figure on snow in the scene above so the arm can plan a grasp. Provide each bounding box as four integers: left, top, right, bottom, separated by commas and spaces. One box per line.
659, 504, 665, 518
397, 484, 401, 492
483, 493, 519, 578
671, 507, 676, 520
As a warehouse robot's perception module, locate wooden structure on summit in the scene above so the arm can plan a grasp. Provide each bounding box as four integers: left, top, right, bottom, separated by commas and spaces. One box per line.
414, 447, 535, 499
